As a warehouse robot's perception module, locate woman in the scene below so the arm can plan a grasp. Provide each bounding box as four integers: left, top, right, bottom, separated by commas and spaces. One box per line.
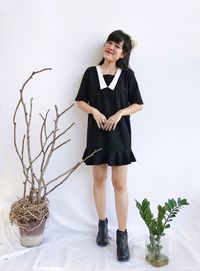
75, 30, 143, 262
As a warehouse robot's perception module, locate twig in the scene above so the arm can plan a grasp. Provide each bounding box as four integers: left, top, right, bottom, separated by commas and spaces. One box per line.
54, 139, 71, 151
58, 104, 74, 118
45, 148, 103, 196
37, 106, 59, 201
44, 122, 75, 154
21, 68, 52, 93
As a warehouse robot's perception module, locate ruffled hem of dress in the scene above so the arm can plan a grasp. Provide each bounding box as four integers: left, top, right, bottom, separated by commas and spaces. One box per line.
82, 148, 136, 166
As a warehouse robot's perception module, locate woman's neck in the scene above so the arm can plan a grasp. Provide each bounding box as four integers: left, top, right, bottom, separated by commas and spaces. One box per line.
100, 61, 117, 75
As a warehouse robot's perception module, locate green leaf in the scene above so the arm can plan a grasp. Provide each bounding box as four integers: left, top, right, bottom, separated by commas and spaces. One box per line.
135, 200, 142, 210
178, 197, 182, 205
165, 202, 171, 212
157, 219, 164, 234
181, 199, 189, 205
144, 209, 148, 215
136, 202, 143, 214
165, 224, 170, 229
142, 199, 150, 209
145, 212, 152, 226
171, 198, 177, 208
168, 199, 174, 209
150, 219, 158, 235
172, 211, 178, 216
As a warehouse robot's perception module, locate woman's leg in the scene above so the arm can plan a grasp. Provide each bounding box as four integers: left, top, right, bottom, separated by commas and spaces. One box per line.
112, 165, 130, 261
93, 164, 109, 246
92, 164, 108, 220
111, 165, 128, 231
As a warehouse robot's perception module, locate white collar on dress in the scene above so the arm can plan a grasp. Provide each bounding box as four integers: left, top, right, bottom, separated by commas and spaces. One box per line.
96, 65, 122, 90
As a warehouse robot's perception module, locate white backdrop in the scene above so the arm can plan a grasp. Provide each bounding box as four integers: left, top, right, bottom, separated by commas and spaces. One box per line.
0, 0, 200, 270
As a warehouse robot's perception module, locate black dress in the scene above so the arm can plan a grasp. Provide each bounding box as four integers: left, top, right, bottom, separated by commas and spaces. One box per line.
75, 65, 143, 166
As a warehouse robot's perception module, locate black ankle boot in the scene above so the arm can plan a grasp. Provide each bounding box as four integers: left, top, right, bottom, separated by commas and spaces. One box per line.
116, 229, 130, 262
96, 218, 108, 246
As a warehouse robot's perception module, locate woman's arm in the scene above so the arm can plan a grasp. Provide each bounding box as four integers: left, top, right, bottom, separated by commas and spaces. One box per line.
118, 103, 143, 116
104, 103, 143, 131
76, 100, 96, 114
76, 101, 107, 129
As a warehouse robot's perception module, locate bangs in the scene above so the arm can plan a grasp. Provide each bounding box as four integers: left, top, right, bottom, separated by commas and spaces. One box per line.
106, 32, 123, 44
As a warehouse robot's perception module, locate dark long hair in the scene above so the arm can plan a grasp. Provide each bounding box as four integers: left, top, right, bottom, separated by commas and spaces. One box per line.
99, 30, 133, 70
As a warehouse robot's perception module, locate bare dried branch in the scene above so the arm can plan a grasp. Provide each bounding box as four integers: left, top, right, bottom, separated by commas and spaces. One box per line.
13, 105, 27, 173
13, 123, 28, 185
57, 103, 74, 118
21, 135, 26, 161
23, 177, 32, 198
21, 68, 52, 94
13, 68, 97, 206
54, 122, 75, 142
33, 173, 39, 184
13, 68, 52, 201
20, 84, 35, 191
40, 119, 45, 154
21, 134, 29, 196
31, 129, 57, 167
44, 122, 75, 154
45, 168, 72, 187
45, 148, 103, 196
37, 106, 59, 201
28, 97, 33, 124
39, 109, 50, 139
54, 139, 71, 151
40, 114, 57, 173
39, 108, 75, 180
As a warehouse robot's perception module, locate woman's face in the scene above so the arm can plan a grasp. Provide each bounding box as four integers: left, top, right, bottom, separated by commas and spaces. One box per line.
103, 40, 125, 63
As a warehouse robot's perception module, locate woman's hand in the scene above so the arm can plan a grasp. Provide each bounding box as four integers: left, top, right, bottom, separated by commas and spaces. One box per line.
103, 111, 122, 131
92, 108, 107, 129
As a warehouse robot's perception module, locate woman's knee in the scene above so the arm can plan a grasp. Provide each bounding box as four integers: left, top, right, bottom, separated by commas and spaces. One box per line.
94, 175, 107, 186
112, 165, 128, 191
93, 164, 107, 186
112, 178, 127, 191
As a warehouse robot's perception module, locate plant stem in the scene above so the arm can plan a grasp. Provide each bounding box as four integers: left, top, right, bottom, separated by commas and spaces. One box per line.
148, 234, 162, 260
163, 206, 179, 227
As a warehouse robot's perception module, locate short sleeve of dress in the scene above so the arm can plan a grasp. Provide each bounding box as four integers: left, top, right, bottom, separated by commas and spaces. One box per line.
128, 70, 144, 105
75, 68, 89, 103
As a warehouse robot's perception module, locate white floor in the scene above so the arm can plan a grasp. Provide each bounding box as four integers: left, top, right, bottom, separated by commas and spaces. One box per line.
0, 211, 199, 271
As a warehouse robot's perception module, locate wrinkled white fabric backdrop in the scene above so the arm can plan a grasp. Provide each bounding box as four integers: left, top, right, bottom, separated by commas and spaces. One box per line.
0, 0, 200, 270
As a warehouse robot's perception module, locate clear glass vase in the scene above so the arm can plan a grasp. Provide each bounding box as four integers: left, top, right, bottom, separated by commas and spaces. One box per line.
145, 234, 169, 267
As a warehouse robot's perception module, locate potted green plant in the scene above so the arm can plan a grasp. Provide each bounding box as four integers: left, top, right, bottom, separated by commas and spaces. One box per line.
135, 197, 189, 267
9, 68, 101, 247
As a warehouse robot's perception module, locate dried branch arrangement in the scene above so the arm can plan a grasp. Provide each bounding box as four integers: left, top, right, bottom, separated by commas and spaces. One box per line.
10, 68, 101, 228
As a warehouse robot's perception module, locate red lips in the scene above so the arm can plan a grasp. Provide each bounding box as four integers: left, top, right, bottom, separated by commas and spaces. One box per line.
105, 49, 113, 55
